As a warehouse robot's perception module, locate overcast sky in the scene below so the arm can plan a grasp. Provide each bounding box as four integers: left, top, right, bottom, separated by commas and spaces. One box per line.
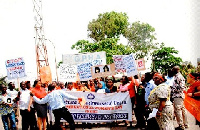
0, 0, 199, 83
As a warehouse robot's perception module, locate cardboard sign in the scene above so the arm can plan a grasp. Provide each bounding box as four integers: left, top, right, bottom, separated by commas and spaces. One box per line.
5, 57, 26, 79
62, 51, 106, 65
136, 58, 146, 71
59, 64, 77, 82
91, 63, 116, 78
113, 54, 138, 76
40, 66, 52, 84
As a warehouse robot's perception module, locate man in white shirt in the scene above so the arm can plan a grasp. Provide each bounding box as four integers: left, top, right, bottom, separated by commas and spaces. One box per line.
31, 84, 82, 130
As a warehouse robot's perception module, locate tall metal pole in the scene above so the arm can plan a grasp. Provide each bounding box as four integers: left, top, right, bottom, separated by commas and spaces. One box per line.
33, 0, 49, 79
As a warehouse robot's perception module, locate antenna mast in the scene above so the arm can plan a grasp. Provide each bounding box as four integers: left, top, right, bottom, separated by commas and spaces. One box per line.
33, 0, 49, 79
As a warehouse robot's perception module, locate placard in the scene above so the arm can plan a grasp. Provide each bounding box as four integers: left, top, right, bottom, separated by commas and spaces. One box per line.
59, 64, 77, 82
62, 51, 106, 65
136, 58, 146, 71
5, 57, 26, 79
91, 63, 116, 78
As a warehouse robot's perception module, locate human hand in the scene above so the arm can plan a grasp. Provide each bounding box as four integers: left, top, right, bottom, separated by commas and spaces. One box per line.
28, 106, 31, 112
187, 93, 192, 97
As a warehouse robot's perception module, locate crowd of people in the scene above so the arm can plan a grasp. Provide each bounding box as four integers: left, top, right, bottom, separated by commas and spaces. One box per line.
0, 65, 200, 130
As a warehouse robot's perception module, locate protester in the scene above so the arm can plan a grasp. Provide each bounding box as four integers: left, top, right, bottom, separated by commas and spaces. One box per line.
18, 81, 36, 130
171, 66, 188, 129
185, 72, 200, 127
144, 72, 156, 105
88, 80, 96, 92
134, 74, 146, 129
106, 78, 118, 93
7, 82, 19, 124
148, 73, 174, 130
0, 84, 16, 130
31, 84, 83, 130
96, 81, 110, 93
31, 80, 47, 130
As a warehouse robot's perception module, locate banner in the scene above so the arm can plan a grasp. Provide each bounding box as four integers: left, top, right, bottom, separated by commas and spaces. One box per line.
91, 63, 116, 78
77, 60, 104, 81
5, 57, 26, 79
40, 66, 52, 84
136, 58, 146, 71
113, 54, 138, 76
59, 64, 77, 82
62, 51, 106, 65
63, 91, 132, 122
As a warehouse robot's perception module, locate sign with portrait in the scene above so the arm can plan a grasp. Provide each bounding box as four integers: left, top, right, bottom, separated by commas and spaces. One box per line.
91, 63, 115, 78
136, 58, 146, 71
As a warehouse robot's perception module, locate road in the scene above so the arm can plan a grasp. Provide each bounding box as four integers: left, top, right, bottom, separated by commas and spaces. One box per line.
0, 110, 199, 130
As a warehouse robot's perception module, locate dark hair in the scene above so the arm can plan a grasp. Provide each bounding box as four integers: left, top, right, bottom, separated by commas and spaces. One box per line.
48, 84, 55, 91
33, 79, 39, 87
134, 75, 138, 79
95, 67, 100, 73
8, 82, 13, 89
103, 65, 109, 72
122, 76, 129, 84
145, 72, 153, 82
189, 73, 200, 80
20, 81, 25, 88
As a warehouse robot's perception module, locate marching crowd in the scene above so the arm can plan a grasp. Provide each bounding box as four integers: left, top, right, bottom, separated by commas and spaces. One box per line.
0, 65, 200, 130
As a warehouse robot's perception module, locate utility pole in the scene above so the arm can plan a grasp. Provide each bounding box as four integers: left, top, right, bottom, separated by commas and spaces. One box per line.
33, 0, 49, 79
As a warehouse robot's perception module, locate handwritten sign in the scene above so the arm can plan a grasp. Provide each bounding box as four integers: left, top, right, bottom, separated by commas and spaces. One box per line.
91, 63, 116, 78
59, 64, 77, 82
63, 91, 132, 122
113, 54, 138, 76
62, 51, 106, 65
5, 57, 26, 79
136, 58, 146, 71
77, 60, 104, 81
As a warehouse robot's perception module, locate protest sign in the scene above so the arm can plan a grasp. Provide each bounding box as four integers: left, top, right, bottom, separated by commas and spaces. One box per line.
63, 91, 132, 122
113, 54, 138, 76
40, 66, 52, 84
112, 55, 127, 72
59, 64, 77, 82
5, 57, 26, 79
77, 60, 104, 81
62, 51, 106, 65
136, 58, 146, 71
91, 63, 115, 78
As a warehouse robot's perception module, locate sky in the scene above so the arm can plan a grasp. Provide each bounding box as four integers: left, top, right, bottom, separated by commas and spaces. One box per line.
0, 0, 199, 83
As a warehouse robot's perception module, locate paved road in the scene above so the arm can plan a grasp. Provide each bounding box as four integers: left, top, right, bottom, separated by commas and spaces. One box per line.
0, 110, 199, 130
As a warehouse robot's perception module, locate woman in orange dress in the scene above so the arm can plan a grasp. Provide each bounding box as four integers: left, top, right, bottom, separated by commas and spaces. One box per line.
185, 73, 200, 127
31, 80, 47, 130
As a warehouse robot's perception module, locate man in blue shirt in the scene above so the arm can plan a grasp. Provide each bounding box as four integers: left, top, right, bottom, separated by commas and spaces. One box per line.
31, 84, 82, 130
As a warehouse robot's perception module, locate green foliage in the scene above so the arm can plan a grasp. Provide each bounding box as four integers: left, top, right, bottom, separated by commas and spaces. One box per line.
71, 38, 134, 64
124, 21, 158, 59
151, 43, 182, 74
88, 11, 129, 42
0, 76, 7, 86
180, 61, 196, 79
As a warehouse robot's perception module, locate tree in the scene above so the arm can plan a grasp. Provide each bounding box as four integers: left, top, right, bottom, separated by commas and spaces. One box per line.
151, 43, 182, 74
0, 76, 7, 86
71, 38, 133, 64
88, 11, 129, 42
124, 21, 158, 59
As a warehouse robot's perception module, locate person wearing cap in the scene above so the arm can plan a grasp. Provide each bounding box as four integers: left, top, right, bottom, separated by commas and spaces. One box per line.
148, 73, 174, 130
31, 83, 83, 130
171, 66, 188, 129
0, 84, 16, 130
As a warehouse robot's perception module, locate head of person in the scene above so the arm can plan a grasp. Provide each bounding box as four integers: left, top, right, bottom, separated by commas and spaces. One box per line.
106, 79, 114, 89
59, 82, 65, 89
122, 76, 129, 85
97, 81, 103, 89
187, 73, 200, 84
33, 79, 41, 88
145, 72, 153, 82
134, 75, 139, 79
77, 81, 82, 89
172, 66, 180, 75
1, 84, 7, 93
8, 82, 15, 90
25, 81, 31, 89
20, 81, 26, 90
167, 69, 174, 77
153, 73, 166, 86
66, 82, 73, 90
141, 74, 145, 83
48, 84, 55, 91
